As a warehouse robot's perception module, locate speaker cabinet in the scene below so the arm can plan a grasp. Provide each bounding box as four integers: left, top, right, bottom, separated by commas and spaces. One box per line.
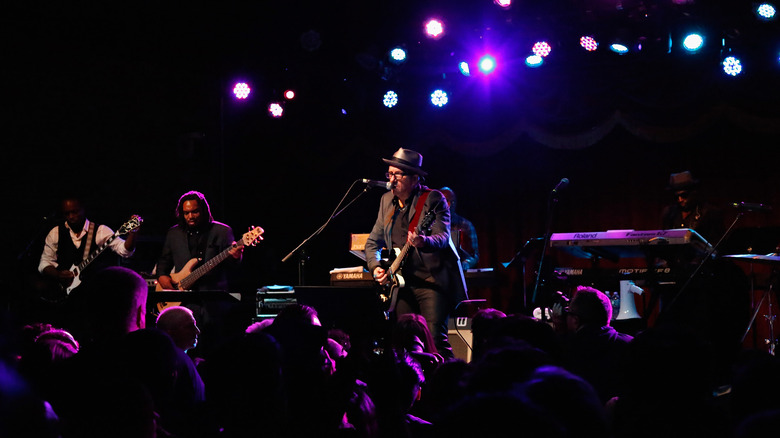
448, 317, 473, 362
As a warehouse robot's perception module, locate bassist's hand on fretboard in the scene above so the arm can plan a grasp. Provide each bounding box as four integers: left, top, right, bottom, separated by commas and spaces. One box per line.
228, 241, 243, 260
157, 275, 176, 290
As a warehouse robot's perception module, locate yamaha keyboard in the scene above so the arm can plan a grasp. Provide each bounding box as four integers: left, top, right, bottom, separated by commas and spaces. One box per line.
550, 228, 712, 261
553, 266, 681, 283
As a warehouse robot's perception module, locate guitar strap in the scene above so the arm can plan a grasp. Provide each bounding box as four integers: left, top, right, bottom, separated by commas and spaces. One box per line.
82, 222, 95, 263
408, 189, 431, 232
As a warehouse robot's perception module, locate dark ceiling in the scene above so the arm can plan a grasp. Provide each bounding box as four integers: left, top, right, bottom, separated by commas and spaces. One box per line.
6, 1, 780, 294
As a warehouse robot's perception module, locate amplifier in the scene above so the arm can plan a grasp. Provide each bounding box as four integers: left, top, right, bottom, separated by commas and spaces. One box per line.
448, 317, 473, 362
256, 285, 296, 318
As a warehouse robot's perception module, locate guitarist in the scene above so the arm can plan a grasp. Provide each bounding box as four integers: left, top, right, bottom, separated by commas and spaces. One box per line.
156, 190, 243, 292
38, 196, 138, 292
365, 148, 468, 360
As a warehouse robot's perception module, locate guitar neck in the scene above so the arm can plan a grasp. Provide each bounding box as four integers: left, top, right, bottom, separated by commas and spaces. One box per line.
179, 241, 242, 290
389, 212, 432, 274
77, 234, 117, 271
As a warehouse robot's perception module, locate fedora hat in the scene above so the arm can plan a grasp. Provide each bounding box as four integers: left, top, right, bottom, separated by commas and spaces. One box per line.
667, 171, 699, 191
382, 148, 427, 176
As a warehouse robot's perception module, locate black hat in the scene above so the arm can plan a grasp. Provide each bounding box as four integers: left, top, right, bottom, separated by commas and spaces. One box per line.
667, 171, 699, 191
382, 148, 427, 177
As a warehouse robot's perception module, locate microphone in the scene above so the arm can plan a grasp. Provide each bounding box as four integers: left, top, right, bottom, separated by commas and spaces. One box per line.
362, 179, 394, 190
732, 202, 772, 212
552, 178, 570, 194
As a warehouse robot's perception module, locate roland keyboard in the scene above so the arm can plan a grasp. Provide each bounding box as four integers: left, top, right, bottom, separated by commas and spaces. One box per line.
549, 228, 712, 261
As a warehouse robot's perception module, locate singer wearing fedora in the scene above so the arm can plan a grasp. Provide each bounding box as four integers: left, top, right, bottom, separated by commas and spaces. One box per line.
365, 148, 468, 359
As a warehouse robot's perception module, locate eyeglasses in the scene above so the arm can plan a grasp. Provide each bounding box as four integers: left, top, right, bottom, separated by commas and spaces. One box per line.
676, 191, 691, 199
385, 171, 408, 180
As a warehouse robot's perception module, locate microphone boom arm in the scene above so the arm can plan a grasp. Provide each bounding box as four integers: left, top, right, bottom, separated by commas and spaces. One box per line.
281, 180, 373, 285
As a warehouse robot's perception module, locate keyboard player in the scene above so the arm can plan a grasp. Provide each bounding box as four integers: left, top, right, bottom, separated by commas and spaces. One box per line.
661, 170, 725, 246
550, 226, 751, 385
658, 171, 748, 383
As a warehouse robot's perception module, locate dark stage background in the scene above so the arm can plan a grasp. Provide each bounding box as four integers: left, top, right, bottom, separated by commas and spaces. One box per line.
4, 2, 780, 321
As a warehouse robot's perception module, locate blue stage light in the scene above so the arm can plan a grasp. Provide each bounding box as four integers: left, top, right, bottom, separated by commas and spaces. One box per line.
430, 89, 449, 107
383, 91, 399, 108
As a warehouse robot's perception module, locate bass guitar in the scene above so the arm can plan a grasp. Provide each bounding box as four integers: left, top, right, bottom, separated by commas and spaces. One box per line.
156, 225, 264, 311
63, 214, 143, 296
379, 210, 436, 312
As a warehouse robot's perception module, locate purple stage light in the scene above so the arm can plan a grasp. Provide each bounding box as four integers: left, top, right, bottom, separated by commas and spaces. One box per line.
424, 19, 444, 39
478, 55, 497, 74
268, 102, 283, 117
580, 36, 598, 52
532, 41, 552, 57
233, 82, 251, 99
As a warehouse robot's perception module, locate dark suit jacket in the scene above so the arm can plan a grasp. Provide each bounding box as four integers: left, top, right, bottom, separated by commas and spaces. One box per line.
156, 221, 237, 291
365, 188, 468, 305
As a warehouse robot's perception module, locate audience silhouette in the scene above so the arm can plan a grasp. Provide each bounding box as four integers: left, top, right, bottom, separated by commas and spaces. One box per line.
391, 313, 444, 378
553, 286, 633, 404
609, 323, 731, 438
201, 330, 286, 437
4, 268, 780, 438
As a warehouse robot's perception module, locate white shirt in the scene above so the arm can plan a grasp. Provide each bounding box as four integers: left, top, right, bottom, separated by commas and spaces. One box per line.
38, 219, 134, 273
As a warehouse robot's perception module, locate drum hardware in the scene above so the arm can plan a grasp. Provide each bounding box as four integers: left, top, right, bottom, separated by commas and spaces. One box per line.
740, 281, 777, 355
725, 253, 780, 355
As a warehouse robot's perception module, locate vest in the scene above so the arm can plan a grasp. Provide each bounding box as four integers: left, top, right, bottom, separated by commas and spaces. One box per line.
55, 223, 112, 277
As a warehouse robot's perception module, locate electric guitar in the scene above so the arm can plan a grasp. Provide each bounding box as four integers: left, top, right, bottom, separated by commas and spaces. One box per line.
379, 210, 436, 312
62, 215, 143, 296
156, 225, 264, 311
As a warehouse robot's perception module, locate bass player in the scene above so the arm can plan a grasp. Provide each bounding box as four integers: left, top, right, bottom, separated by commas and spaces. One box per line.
155, 190, 246, 360
156, 190, 242, 292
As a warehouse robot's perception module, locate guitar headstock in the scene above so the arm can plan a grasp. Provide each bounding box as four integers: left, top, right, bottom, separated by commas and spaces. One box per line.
118, 215, 143, 235
242, 225, 265, 246
419, 210, 436, 233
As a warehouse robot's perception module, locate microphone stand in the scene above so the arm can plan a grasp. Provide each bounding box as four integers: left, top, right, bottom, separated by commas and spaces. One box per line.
17, 214, 57, 263
504, 237, 544, 310
660, 211, 744, 316
11, 215, 56, 312
281, 180, 375, 286
531, 187, 563, 321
